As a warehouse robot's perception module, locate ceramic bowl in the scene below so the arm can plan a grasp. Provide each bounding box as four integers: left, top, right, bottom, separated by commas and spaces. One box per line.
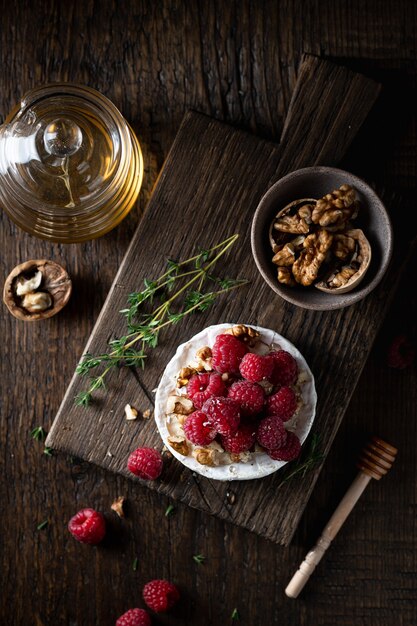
251, 166, 393, 310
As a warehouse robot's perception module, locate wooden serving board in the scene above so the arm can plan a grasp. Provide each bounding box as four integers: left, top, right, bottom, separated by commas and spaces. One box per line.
48, 55, 391, 545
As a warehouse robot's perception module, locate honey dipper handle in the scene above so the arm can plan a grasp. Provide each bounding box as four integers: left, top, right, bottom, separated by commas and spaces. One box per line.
285, 472, 371, 598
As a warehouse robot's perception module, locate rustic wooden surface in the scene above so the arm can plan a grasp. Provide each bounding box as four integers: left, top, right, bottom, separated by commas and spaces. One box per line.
47, 52, 384, 546
1, 1, 416, 625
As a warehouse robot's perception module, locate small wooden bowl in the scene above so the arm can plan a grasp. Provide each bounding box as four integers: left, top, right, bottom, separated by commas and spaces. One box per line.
251, 167, 393, 310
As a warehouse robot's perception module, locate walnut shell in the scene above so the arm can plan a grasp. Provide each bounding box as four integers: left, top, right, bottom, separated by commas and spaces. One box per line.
3, 259, 72, 321
315, 229, 371, 294
269, 198, 317, 252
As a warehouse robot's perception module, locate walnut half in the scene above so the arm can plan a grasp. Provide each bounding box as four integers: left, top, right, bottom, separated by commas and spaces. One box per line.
292, 230, 333, 287
3, 259, 72, 321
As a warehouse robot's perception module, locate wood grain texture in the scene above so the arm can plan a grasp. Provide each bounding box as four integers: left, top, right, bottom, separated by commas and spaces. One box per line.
1, 1, 417, 625
47, 53, 382, 546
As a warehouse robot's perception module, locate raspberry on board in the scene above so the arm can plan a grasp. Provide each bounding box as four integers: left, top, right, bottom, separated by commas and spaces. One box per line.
387, 334, 415, 369
269, 350, 298, 386
186, 372, 226, 408
143, 579, 180, 613
268, 431, 301, 462
266, 386, 297, 422
202, 396, 240, 435
184, 410, 217, 445
116, 608, 151, 626
221, 423, 257, 454
256, 415, 287, 450
227, 380, 265, 417
211, 333, 248, 374
239, 352, 274, 383
127, 447, 163, 480
68, 508, 106, 545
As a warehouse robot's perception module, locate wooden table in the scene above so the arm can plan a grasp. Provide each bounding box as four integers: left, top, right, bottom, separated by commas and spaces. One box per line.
1, 2, 416, 624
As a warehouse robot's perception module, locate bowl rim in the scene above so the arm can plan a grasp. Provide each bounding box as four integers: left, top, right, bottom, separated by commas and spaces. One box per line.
250, 166, 394, 311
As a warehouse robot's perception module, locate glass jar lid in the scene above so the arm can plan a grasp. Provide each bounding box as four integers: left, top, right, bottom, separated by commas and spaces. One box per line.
0, 83, 135, 221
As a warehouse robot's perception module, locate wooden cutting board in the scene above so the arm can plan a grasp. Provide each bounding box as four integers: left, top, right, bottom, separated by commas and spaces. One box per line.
47, 55, 390, 545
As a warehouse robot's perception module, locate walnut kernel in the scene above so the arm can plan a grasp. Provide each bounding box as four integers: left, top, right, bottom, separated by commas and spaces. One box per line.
21, 291, 52, 312
168, 436, 190, 456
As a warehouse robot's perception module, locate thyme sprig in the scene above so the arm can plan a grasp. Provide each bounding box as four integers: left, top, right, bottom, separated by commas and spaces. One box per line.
278, 434, 324, 487
192, 553, 206, 565
75, 234, 248, 406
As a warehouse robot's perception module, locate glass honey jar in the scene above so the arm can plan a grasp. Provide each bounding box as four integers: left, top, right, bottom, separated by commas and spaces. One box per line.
0, 84, 143, 242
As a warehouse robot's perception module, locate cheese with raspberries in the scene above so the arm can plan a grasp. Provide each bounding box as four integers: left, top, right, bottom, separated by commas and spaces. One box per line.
154, 323, 317, 481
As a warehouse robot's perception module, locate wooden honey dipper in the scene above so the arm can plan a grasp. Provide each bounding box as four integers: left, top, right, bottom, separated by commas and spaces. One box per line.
285, 436, 398, 598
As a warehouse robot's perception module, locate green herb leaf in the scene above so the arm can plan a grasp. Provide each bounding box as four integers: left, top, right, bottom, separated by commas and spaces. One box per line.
193, 554, 206, 565
165, 504, 175, 517
231, 608, 240, 621
132, 557, 138, 571
43, 447, 53, 457
37, 520, 48, 531
279, 434, 324, 486
74, 390, 92, 407
31, 426, 47, 442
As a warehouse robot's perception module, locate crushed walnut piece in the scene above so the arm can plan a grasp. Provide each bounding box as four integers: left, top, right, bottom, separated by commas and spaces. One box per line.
192, 447, 220, 466
223, 324, 260, 346
195, 346, 213, 371
168, 436, 190, 456
176, 366, 199, 387
124, 404, 138, 421
111, 496, 126, 518
166, 395, 194, 415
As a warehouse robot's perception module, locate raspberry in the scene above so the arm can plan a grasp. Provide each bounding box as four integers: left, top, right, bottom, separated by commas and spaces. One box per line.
387, 334, 415, 369
202, 397, 240, 435
127, 447, 163, 480
68, 508, 106, 545
211, 333, 248, 374
269, 350, 298, 386
227, 380, 265, 417
257, 415, 287, 450
268, 432, 301, 461
221, 423, 256, 454
187, 372, 226, 408
266, 387, 297, 422
239, 352, 274, 383
143, 579, 180, 613
183, 410, 217, 445
116, 608, 151, 626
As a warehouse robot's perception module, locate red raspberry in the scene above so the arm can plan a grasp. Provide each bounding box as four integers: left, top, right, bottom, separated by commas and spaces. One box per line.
227, 380, 265, 417
183, 410, 217, 445
212, 333, 248, 374
239, 352, 274, 383
269, 350, 298, 386
221, 423, 256, 454
186, 372, 226, 408
143, 579, 180, 613
116, 608, 151, 626
68, 508, 106, 545
202, 397, 240, 435
257, 415, 287, 450
387, 334, 415, 369
266, 387, 297, 422
268, 432, 301, 462
127, 447, 163, 480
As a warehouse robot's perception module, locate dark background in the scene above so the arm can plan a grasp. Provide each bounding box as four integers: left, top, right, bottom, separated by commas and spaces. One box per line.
1, 1, 416, 625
